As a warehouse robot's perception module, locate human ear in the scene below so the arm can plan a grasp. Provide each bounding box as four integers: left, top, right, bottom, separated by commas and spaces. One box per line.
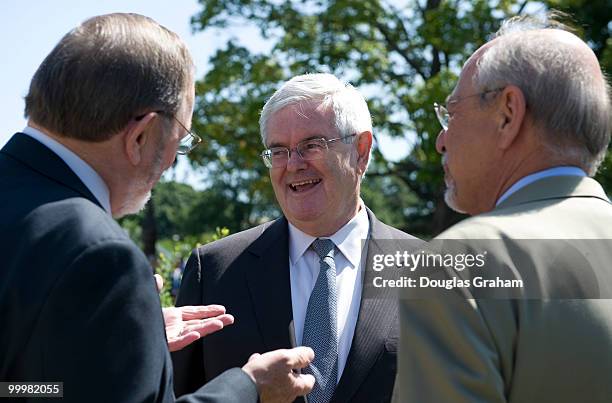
124, 112, 157, 166
497, 85, 526, 150
355, 131, 373, 174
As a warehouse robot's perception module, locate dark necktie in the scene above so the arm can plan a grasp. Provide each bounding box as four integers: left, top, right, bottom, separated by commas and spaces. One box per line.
302, 238, 338, 403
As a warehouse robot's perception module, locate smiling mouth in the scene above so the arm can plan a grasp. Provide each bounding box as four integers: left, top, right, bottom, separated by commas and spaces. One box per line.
289, 178, 322, 192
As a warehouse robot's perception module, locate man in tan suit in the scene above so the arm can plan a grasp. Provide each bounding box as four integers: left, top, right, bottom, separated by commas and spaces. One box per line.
394, 15, 612, 402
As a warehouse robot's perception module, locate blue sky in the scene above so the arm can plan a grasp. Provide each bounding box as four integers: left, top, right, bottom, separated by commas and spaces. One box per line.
1, 0, 409, 180
0, 0, 259, 145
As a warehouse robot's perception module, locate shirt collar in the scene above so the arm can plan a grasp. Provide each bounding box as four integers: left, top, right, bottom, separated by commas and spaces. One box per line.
288, 200, 370, 268
496, 166, 586, 207
21, 126, 112, 214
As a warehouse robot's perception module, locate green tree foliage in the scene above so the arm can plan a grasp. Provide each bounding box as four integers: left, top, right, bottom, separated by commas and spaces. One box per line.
119, 180, 251, 242
185, 0, 610, 237
156, 227, 230, 307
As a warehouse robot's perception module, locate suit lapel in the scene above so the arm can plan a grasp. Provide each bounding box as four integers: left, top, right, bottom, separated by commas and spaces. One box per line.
1, 133, 102, 208
245, 217, 294, 352
332, 211, 398, 403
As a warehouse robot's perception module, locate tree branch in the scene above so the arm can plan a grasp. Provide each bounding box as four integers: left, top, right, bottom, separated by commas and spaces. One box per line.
517, 0, 530, 15
374, 20, 427, 79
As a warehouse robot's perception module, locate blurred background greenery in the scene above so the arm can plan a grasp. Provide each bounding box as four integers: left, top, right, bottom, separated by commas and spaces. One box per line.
118, 0, 611, 305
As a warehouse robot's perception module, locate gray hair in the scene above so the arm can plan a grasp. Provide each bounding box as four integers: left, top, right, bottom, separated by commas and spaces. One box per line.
25, 13, 194, 142
259, 73, 373, 146
473, 14, 611, 175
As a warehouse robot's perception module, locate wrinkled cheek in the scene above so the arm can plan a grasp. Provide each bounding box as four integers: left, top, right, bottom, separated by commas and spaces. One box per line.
271, 183, 285, 204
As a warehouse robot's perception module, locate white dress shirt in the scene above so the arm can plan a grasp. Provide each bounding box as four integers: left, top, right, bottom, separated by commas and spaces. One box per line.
288, 201, 370, 382
496, 166, 586, 206
21, 126, 112, 214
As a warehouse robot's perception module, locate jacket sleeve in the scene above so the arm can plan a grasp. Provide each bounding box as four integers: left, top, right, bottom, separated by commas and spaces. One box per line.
40, 240, 257, 403
177, 368, 258, 403
394, 291, 508, 403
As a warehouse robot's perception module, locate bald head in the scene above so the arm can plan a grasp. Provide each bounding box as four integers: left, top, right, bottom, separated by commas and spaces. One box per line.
467, 19, 611, 175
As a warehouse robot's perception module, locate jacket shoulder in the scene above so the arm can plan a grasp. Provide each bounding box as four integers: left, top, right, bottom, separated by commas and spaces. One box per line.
372, 216, 421, 241
198, 220, 276, 253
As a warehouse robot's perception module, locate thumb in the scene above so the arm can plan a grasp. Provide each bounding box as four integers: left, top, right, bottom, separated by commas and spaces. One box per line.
286, 346, 314, 369
154, 274, 164, 293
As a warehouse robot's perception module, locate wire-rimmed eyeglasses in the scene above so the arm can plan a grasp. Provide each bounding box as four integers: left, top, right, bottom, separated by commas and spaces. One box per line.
261, 134, 356, 169
434, 88, 504, 131
166, 114, 202, 155
135, 111, 202, 155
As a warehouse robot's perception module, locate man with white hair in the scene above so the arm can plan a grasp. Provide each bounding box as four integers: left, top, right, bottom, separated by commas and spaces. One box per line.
173, 73, 419, 403
395, 15, 612, 402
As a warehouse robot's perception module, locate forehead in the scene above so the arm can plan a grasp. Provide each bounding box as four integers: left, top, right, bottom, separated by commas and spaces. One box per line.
450, 61, 478, 102
450, 42, 492, 100
266, 102, 337, 146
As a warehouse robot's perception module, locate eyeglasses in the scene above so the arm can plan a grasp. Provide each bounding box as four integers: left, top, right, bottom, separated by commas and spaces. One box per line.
261, 134, 356, 169
135, 111, 202, 155
433, 88, 504, 131
166, 114, 202, 155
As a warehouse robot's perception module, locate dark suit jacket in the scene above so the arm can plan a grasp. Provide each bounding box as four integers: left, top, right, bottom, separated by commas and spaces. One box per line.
172, 210, 419, 403
0, 133, 257, 403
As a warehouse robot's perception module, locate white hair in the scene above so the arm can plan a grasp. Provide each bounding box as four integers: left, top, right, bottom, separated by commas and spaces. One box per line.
259, 73, 373, 145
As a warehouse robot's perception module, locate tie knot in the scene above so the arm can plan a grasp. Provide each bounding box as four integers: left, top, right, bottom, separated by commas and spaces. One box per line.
311, 238, 335, 260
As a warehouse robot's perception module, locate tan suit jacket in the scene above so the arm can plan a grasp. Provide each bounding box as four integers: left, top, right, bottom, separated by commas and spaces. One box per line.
395, 175, 612, 402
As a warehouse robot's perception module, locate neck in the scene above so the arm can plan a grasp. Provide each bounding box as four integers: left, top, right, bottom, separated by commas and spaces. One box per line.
28, 121, 134, 216
491, 148, 583, 212
293, 199, 361, 237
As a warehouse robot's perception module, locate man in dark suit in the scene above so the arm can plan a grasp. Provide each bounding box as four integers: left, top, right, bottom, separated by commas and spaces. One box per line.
173, 73, 419, 403
394, 15, 612, 402
0, 13, 314, 403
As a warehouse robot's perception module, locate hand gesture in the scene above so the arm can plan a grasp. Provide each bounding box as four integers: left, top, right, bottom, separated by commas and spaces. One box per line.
242, 347, 315, 403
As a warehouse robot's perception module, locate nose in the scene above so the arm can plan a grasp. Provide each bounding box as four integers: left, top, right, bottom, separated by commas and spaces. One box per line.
435, 129, 446, 154
286, 149, 307, 172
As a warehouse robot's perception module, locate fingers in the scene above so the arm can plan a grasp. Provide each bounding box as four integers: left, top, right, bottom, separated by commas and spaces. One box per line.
154, 274, 164, 293
217, 313, 235, 327
292, 373, 315, 396
192, 314, 234, 326
248, 352, 261, 362
283, 346, 315, 370
179, 305, 227, 320
182, 319, 224, 337
188, 313, 234, 326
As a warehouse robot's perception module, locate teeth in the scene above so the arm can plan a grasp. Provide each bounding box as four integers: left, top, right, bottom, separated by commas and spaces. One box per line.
291, 179, 320, 187
289, 179, 321, 191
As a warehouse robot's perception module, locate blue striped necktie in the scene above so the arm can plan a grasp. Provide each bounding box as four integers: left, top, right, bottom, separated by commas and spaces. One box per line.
302, 238, 338, 403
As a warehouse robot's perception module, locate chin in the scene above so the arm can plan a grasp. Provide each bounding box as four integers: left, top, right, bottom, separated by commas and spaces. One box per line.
287, 211, 321, 225
114, 191, 152, 218
285, 207, 326, 229
444, 186, 467, 214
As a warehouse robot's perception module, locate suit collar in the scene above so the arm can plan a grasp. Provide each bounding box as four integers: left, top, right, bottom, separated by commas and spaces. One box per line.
21, 127, 111, 213
287, 203, 369, 268
496, 175, 610, 210
1, 133, 103, 209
